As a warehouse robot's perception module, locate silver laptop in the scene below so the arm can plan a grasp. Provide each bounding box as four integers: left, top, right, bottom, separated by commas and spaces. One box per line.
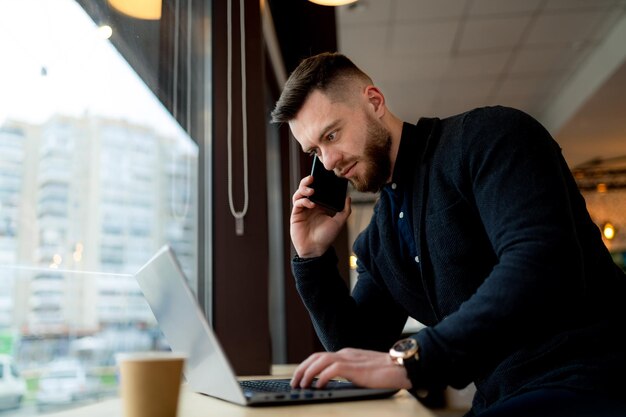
134, 245, 399, 406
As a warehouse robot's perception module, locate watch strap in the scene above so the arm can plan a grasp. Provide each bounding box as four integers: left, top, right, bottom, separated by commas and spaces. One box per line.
403, 353, 423, 393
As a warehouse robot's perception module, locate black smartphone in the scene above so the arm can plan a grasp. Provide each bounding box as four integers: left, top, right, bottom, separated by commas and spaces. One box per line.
308, 155, 349, 214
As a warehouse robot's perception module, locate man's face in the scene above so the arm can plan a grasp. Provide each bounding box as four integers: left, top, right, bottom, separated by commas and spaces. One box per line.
289, 89, 391, 193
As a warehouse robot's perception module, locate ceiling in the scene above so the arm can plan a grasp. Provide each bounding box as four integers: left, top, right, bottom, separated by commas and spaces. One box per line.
335, 0, 626, 168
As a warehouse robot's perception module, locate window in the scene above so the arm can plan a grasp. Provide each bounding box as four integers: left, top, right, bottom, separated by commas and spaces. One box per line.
0, 0, 208, 413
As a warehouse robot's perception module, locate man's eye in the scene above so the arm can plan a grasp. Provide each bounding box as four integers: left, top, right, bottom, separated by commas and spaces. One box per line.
328, 132, 336, 141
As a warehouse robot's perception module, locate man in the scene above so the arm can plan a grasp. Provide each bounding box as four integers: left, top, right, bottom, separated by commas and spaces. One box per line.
270, 52, 626, 416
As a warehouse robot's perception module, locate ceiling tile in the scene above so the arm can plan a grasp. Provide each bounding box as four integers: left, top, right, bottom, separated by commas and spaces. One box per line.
435, 76, 497, 103
458, 15, 531, 52
380, 78, 441, 97
389, 20, 459, 57
380, 80, 441, 119
509, 45, 588, 75
445, 52, 510, 79
525, 9, 612, 46
366, 55, 450, 83
339, 24, 388, 57
495, 73, 562, 98
394, 0, 468, 21
469, 0, 543, 16
544, 0, 622, 11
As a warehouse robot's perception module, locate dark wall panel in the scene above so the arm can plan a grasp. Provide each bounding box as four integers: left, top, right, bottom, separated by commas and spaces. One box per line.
212, 0, 271, 375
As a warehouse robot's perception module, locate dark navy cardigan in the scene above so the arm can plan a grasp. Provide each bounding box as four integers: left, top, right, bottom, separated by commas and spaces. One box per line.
292, 106, 626, 412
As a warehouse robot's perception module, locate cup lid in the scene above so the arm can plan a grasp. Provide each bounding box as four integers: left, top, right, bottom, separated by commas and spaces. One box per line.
115, 351, 187, 362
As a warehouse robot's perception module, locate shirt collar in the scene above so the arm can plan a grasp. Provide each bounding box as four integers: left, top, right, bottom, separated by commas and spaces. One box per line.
388, 122, 421, 189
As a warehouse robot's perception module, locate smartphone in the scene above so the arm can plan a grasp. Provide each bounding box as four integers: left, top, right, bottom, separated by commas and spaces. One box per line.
308, 155, 349, 214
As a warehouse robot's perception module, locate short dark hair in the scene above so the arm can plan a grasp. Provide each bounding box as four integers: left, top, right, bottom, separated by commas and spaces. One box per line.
270, 52, 371, 124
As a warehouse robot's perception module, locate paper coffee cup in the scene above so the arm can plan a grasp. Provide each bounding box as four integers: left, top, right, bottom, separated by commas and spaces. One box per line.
117, 352, 186, 417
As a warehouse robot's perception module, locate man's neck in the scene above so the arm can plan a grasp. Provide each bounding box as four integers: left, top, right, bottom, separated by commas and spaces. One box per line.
383, 112, 405, 182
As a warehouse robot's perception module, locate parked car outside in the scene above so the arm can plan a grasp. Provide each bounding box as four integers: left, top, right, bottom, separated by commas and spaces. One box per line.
0, 354, 27, 410
36, 358, 101, 411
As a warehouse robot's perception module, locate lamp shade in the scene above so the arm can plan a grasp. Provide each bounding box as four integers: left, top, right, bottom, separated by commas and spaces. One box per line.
308, 0, 358, 6
108, 0, 162, 20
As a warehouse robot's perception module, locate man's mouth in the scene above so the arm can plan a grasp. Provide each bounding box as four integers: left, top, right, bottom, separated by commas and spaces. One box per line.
339, 162, 357, 178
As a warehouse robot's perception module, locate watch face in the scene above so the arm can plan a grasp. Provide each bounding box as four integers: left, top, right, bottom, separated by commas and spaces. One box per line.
389, 338, 419, 365
393, 338, 417, 353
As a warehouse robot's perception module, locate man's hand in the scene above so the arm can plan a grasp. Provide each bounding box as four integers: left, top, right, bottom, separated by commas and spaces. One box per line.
290, 348, 412, 390
291, 175, 351, 258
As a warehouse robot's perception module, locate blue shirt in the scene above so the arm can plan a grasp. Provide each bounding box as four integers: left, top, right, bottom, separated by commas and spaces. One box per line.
383, 122, 423, 274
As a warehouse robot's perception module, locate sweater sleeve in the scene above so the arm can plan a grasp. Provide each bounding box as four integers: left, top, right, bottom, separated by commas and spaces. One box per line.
292, 247, 407, 352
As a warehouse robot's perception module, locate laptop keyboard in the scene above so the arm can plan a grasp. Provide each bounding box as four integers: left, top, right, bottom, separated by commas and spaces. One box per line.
239, 379, 294, 393
239, 378, 355, 393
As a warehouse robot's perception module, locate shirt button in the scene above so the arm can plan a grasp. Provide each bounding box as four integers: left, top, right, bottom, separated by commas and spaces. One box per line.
414, 256, 420, 263
391, 183, 397, 190
399, 212, 404, 219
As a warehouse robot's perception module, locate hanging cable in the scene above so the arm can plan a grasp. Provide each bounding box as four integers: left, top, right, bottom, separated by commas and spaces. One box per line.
227, 0, 249, 235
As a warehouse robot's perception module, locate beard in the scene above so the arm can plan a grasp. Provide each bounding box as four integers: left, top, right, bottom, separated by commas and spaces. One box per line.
349, 115, 392, 193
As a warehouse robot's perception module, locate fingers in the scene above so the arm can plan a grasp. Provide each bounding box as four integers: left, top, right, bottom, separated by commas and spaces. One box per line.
291, 349, 413, 391
315, 360, 354, 389
292, 176, 315, 205
291, 177, 318, 216
290, 351, 323, 388
290, 348, 366, 389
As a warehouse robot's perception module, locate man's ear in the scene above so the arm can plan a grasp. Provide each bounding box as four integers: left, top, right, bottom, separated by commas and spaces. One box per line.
365, 85, 385, 117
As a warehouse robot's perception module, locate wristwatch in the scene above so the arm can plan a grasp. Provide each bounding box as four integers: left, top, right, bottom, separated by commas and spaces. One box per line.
389, 337, 419, 366
390, 337, 429, 399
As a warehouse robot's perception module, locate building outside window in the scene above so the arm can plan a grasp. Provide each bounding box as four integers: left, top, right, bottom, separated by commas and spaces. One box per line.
0, 0, 204, 414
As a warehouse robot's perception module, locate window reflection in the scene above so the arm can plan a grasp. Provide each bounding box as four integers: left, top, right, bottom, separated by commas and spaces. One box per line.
0, 0, 201, 414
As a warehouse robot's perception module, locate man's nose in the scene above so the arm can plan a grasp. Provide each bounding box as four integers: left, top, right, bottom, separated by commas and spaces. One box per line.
321, 150, 340, 172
